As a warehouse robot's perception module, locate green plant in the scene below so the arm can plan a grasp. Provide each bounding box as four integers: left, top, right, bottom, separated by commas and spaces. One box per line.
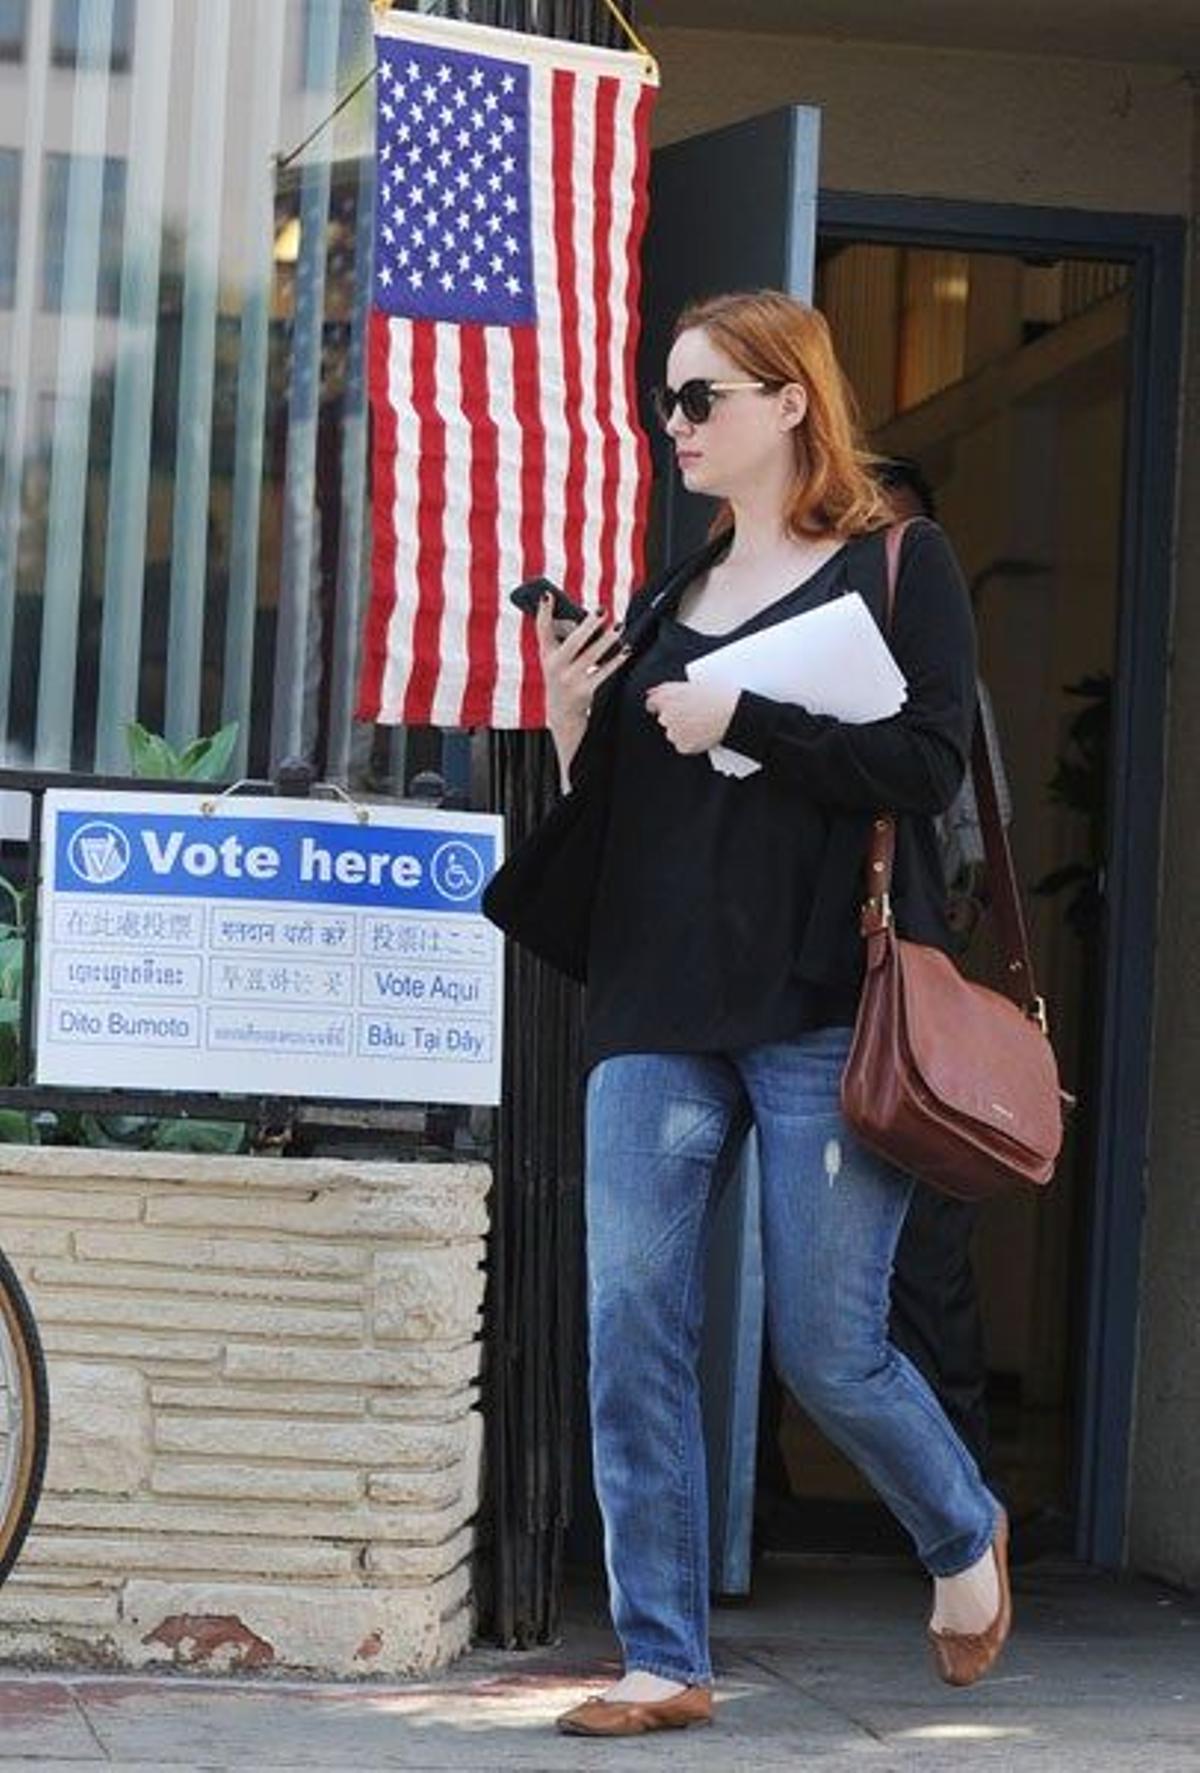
124, 719, 239, 783
60, 1110, 245, 1154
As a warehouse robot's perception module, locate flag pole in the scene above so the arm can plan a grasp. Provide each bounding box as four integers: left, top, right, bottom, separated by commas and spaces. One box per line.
275, 62, 378, 172
596, 0, 658, 80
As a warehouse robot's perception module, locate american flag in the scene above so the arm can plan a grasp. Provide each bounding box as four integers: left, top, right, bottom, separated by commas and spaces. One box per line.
357, 12, 657, 729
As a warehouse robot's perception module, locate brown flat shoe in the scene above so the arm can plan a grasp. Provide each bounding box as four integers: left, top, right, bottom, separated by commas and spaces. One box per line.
556, 1685, 714, 1736
929, 1510, 1012, 1688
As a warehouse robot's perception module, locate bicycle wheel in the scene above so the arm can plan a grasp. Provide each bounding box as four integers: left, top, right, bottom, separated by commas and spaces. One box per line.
0, 1246, 49, 1587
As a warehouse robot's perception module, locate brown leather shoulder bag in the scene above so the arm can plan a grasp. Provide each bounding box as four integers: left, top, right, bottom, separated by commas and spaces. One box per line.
840, 523, 1067, 1201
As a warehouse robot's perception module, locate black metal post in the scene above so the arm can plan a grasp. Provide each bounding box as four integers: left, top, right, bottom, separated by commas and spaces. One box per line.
17, 791, 42, 1088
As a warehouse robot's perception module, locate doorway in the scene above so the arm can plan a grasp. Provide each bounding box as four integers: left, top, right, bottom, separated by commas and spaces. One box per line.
808, 197, 1178, 1575
758, 235, 1130, 1561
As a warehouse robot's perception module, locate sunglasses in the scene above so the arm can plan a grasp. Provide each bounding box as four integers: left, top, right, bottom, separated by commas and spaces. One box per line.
650, 378, 775, 427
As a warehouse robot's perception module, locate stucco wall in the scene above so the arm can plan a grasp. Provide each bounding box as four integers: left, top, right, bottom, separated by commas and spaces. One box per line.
644, 26, 1193, 213
1128, 88, 1200, 1592
0, 1149, 489, 1674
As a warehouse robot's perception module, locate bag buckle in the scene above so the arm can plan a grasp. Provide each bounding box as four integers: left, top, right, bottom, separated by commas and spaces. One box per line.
1031, 994, 1049, 1036
862, 891, 892, 929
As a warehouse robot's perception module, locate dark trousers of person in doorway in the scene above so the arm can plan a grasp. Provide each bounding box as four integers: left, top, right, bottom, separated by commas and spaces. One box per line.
890, 1188, 990, 1472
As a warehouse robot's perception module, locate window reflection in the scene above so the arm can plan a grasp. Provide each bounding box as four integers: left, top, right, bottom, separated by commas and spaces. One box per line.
0, 0, 24, 63
0, 0, 377, 778
51, 0, 134, 72
40, 151, 127, 315
0, 149, 18, 307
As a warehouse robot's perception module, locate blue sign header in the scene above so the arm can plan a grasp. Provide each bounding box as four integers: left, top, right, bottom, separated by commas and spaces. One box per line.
54, 810, 497, 914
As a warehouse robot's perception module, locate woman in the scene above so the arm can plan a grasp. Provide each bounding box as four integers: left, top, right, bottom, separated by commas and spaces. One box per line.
535, 290, 1010, 1737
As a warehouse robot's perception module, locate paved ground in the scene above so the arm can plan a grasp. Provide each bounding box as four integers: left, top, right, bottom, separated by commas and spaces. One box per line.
1, 1556, 1198, 1770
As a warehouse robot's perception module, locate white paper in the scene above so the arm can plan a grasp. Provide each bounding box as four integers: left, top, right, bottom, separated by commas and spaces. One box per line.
685, 592, 908, 777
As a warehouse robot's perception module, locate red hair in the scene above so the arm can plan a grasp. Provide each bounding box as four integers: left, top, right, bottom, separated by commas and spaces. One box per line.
673, 289, 892, 539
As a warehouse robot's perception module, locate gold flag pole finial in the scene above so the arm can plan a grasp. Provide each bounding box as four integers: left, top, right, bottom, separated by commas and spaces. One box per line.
597, 0, 659, 81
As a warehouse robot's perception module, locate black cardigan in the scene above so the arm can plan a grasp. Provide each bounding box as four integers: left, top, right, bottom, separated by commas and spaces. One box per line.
570, 518, 977, 995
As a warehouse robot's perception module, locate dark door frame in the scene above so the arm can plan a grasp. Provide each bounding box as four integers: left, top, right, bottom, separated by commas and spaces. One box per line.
818, 191, 1185, 1569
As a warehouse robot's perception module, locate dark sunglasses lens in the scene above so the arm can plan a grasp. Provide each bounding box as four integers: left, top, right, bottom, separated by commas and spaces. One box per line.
678, 382, 713, 423
652, 381, 714, 425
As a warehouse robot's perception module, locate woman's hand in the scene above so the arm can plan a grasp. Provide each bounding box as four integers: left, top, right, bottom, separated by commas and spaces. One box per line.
644, 680, 739, 755
537, 596, 628, 786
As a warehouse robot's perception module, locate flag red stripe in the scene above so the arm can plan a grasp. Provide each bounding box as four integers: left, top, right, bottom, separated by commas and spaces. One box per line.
552, 70, 587, 606
623, 83, 655, 590
457, 326, 500, 727
357, 310, 400, 720
401, 321, 447, 727
512, 321, 546, 728
591, 76, 619, 619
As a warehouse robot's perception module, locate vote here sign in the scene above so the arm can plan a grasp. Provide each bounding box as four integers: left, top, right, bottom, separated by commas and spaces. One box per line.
35, 790, 505, 1106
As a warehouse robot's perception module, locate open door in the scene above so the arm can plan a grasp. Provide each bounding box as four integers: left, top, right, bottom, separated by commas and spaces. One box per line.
637, 104, 822, 1595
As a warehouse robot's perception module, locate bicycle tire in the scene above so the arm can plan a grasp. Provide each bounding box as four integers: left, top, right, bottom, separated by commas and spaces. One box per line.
0, 1246, 49, 1587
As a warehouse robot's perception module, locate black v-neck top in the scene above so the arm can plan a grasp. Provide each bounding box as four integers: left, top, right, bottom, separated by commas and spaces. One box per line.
577, 519, 978, 1073
583, 545, 861, 1069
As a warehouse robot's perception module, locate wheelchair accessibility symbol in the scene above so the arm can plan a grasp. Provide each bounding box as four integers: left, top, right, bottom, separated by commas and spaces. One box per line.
430, 841, 484, 904
66, 821, 131, 886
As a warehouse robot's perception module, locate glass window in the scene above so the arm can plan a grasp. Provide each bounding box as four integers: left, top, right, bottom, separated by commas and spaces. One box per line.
302, 0, 352, 89
40, 151, 127, 315
301, 0, 319, 86
51, 0, 135, 72
0, 150, 18, 308
0, 0, 25, 62
2, 0, 375, 780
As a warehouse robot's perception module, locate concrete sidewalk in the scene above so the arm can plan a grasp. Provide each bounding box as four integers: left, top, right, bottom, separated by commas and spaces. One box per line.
1, 1556, 1197, 1771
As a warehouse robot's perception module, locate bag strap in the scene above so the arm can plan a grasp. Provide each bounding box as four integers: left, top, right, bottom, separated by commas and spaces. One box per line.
864, 522, 1045, 1026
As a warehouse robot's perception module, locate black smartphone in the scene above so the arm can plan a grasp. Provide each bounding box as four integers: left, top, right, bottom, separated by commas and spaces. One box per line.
509, 576, 587, 624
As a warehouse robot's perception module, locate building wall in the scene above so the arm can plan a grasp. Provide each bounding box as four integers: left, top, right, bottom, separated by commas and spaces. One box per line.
644, 27, 1194, 213
643, 23, 1200, 1584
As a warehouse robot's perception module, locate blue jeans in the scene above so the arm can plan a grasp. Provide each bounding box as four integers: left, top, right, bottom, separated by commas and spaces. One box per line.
584, 1028, 1001, 1687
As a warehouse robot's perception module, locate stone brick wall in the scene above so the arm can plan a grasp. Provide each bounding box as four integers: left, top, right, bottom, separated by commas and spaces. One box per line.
0, 1147, 490, 1676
